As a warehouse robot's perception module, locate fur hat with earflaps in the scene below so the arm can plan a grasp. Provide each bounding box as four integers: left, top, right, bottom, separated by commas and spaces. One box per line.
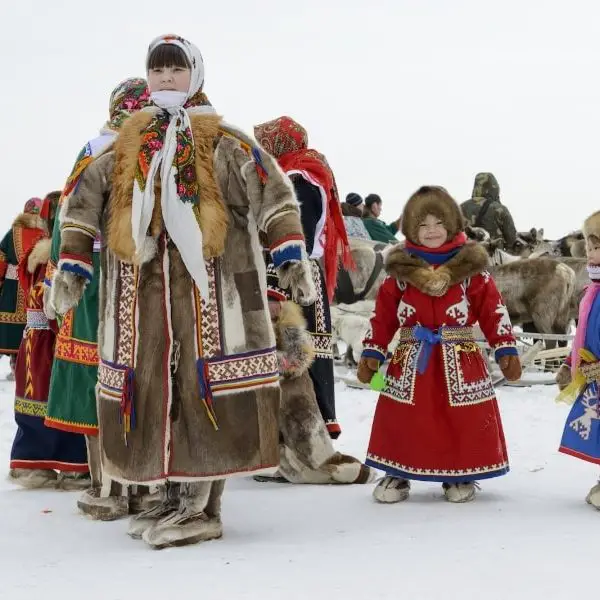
583, 210, 600, 251
401, 185, 464, 244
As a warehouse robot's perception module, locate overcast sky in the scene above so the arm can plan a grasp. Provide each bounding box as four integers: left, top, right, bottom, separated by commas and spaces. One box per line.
1, 0, 598, 238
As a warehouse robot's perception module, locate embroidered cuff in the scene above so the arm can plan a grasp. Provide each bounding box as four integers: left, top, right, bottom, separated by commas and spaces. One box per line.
61, 220, 98, 240
270, 235, 306, 268
362, 347, 387, 363
58, 254, 93, 282
267, 288, 288, 302
494, 346, 518, 361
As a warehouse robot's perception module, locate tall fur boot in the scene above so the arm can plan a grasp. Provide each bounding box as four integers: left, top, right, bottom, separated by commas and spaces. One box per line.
127, 482, 179, 539
142, 482, 223, 550
77, 435, 128, 520
128, 485, 162, 515
586, 481, 600, 509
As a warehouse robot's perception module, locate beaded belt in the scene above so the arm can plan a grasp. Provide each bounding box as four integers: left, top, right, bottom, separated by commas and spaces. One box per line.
26, 309, 50, 330
580, 361, 600, 384
395, 326, 478, 374
5, 264, 18, 280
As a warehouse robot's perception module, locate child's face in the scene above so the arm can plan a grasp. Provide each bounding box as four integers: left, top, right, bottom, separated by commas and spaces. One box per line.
147, 65, 191, 94
417, 214, 448, 248
587, 242, 600, 266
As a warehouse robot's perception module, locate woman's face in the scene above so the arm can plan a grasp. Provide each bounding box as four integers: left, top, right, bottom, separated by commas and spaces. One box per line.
417, 214, 448, 248
147, 65, 191, 93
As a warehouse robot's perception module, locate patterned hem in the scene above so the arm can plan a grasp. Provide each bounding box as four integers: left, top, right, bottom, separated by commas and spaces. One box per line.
15, 397, 47, 418
44, 416, 98, 436
9, 459, 89, 473
366, 455, 509, 482
558, 446, 600, 466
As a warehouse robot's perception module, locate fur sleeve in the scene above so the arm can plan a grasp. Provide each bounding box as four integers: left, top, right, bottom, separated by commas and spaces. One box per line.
58, 152, 113, 282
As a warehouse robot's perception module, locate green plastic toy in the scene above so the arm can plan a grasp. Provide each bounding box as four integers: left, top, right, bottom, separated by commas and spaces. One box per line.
370, 370, 386, 391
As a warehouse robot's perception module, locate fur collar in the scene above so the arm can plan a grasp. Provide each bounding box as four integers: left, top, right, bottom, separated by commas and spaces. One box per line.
27, 237, 51, 274
107, 110, 229, 264
385, 241, 489, 296
13, 213, 46, 232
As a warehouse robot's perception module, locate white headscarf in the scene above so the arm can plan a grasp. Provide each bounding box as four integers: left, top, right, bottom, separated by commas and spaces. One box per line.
132, 34, 215, 299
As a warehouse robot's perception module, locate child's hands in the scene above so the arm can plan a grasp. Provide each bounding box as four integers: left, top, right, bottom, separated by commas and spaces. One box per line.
555, 364, 572, 391
498, 354, 522, 381
357, 357, 380, 384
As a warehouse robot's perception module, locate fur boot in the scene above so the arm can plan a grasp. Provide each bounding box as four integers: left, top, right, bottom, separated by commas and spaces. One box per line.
128, 485, 162, 515
77, 487, 129, 521
586, 481, 600, 509
373, 476, 411, 503
443, 482, 477, 503
57, 472, 91, 491
8, 468, 58, 489
142, 482, 223, 550
128, 483, 180, 539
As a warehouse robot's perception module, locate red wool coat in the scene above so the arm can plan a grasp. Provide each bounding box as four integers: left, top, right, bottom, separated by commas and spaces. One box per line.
363, 247, 517, 483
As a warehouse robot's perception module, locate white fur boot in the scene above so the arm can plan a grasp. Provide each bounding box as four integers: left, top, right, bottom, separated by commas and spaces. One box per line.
585, 482, 600, 509
443, 482, 477, 503
77, 487, 129, 521
372, 476, 410, 503
142, 482, 223, 550
8, 468, 58, 489
57, 472, 91, 491
128, 483, 179, 539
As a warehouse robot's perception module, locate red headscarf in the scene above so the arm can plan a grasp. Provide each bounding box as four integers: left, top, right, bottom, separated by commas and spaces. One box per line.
254, 116, 353, 301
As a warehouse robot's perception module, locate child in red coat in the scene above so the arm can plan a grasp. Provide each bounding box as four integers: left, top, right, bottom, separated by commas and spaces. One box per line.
357, 186, 521, 503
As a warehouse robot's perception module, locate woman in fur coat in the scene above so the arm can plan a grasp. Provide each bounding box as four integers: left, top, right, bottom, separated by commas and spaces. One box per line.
254, 116, 353, 439
9, 192, 89, 489
0, 198, 44, 379
357, 186, 522, 504
50, 34, 315, 549
44, 77, 152, 521
555, 210, 600, 510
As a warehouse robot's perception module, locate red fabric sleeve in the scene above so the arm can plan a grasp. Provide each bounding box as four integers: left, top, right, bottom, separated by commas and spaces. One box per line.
467, 271, 518, 360
362, 276, 402, 362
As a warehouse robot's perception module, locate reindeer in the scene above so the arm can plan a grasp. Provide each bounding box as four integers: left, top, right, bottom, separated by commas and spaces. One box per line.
568, 385, 599, 440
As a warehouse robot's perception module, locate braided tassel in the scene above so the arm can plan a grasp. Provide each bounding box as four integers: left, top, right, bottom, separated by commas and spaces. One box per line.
197, 358, 218, 431
120, 367, 136, 445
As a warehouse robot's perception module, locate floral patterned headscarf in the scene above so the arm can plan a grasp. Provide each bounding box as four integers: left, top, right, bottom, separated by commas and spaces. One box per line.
254, 116, 353, 301
103, 77, 150, 133
23, 197, 42, 215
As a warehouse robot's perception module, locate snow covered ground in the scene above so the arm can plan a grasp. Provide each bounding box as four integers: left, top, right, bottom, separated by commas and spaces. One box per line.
0, 356, 597, 600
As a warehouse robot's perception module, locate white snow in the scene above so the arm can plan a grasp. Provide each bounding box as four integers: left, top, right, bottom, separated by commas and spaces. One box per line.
0, 356, 597, 600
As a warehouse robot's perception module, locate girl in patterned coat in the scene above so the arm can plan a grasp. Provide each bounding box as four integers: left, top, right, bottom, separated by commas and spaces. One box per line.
555, 210, 600, 510
357, 186, 521, 503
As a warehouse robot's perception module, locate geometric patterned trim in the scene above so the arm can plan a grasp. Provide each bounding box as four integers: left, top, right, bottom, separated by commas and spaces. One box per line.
311, 332, 332, 359
26, 309, 50, 330
44, 415, 98, 436
442, 342, 496, 406
55, 333, 99, 366
208, 347, 280, 396
97, 360, 127, 402
5, 264, 18, 280
366, 454, 510, 482
14, 396, 47, 418
380, 342, 420, 405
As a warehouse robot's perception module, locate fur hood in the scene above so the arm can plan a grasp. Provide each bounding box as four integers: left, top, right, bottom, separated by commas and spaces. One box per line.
27, 237, 51, 274
13, 212, 46, 232
385, 242, 490, 296
273, 301, 315, 378
341, 203, 363, 218
583, 210, 600, 246
401, 186, 464, 244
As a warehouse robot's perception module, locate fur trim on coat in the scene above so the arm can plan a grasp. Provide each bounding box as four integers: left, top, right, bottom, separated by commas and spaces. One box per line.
13, 213, 46, 233
107, 110, 229, 264
385, 241, 490, 295
274, 301, 315, 377
27, 238, 51, 274
401, 186, 464, 244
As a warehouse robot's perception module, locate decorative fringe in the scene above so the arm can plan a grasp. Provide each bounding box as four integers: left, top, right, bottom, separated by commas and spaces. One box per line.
120, 367, 136, 445
197, 358, 219, 431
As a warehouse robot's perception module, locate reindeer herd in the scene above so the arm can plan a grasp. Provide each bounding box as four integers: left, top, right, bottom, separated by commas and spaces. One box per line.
330, 228, 587, 366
